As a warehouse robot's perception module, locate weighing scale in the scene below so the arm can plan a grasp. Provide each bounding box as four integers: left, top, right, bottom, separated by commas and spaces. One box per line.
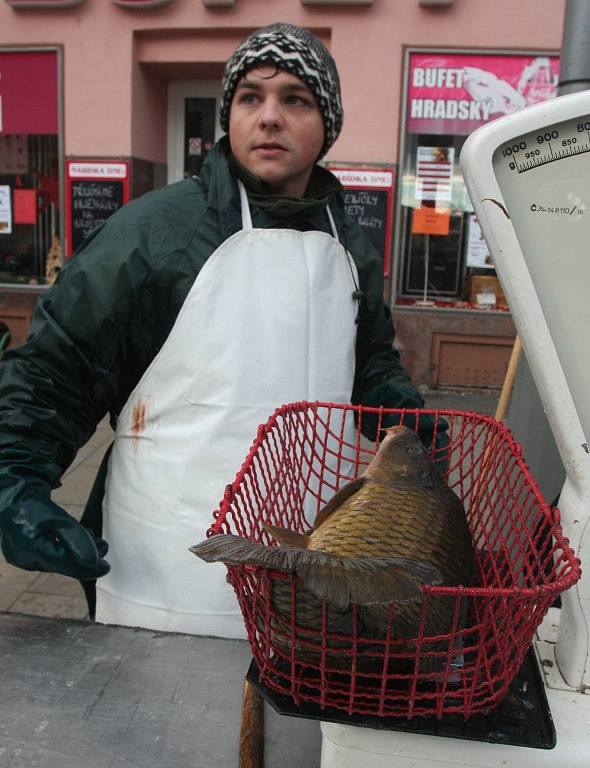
320, 90, 590, 766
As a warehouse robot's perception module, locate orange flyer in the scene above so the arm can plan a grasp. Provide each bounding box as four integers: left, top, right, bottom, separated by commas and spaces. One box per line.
412, 207, 451, 236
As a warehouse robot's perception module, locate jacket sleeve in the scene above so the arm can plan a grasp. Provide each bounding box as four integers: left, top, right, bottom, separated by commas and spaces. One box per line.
0, 215, 153, 509
351, 291, 428, 441
343, 216, 447, 445
352, 299, 424, 411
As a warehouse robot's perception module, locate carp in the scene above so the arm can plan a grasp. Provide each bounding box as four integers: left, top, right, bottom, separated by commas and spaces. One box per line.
191, 425, 473, 662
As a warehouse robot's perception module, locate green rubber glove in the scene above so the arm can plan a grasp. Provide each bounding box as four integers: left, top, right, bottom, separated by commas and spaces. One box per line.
0, 490, 110, 580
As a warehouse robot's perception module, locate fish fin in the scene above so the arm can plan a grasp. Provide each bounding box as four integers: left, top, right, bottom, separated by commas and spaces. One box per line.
351, 558, 443, 605
261, 523, 311, 549
191, 537, 444, 614
313, 477, 367, 529
294, 552, 443, 611
294, 551, 354, 610
190, 534, 300, 573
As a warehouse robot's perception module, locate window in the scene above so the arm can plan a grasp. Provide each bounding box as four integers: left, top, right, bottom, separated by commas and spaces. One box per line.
396, 50, 559, 309
0, 49, 61, 286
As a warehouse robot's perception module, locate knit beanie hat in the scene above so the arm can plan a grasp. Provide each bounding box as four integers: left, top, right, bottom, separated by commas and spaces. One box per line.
220, 22, 343, 158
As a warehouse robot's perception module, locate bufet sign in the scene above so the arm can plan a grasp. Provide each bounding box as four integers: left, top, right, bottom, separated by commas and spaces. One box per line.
407, 52, 560, 135
0, 51, 58, 134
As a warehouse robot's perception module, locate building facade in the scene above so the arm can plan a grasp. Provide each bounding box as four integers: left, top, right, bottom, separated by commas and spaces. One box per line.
0, 0, 565, 386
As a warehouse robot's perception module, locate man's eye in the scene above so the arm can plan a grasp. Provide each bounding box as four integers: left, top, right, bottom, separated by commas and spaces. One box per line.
286, 95, 309, 106
238, 92, 259, 104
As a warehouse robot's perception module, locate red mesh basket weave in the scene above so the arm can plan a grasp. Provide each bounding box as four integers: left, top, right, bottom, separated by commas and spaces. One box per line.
207, 402, 581, 720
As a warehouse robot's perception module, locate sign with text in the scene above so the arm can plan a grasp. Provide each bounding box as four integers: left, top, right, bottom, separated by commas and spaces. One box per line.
0, 51, 58, 134
466, 214, 493, 269
411, 207, 451, 236
330, 168, 395, 277
415, 146, 454, 202
407, 52, 559, 135
66, 160, 129, 257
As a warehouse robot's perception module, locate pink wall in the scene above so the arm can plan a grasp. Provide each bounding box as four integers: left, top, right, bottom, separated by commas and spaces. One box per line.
0, 0, 566, 165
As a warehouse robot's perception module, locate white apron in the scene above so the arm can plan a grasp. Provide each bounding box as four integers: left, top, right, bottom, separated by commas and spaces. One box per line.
97, 181, 359, 637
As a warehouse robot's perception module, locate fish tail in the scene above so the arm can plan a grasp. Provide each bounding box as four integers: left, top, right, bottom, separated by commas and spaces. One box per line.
262, 522, 311, 549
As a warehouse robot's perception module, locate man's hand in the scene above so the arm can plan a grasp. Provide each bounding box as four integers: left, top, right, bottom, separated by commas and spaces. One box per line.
0, 490, 110, 580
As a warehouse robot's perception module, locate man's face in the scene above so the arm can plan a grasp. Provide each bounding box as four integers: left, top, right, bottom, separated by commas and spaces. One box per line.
229, 66, 325, 198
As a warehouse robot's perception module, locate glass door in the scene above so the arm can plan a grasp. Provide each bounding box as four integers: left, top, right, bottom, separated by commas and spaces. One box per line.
167, 80, 223, 184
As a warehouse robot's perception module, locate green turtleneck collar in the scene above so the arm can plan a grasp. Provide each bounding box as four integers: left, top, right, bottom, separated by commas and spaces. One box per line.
226, 142, 342, 220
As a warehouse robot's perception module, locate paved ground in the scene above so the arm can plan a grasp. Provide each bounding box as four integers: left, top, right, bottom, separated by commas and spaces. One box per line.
0, 389, 499, 621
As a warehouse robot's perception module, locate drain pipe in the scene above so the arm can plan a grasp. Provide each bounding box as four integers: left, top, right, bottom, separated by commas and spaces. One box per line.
558, 0, 590, 95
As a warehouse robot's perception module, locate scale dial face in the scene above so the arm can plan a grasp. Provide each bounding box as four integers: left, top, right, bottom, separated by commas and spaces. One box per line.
492, 115, 590, 443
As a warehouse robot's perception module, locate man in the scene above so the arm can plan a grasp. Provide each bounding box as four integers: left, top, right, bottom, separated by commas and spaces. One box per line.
0, 23, 438, 637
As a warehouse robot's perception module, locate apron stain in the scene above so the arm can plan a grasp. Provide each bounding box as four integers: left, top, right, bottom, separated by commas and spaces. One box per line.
131, 398, 149, 441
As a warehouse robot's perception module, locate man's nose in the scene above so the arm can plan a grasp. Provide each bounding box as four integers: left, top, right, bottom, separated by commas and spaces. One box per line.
258, 96, 283, 129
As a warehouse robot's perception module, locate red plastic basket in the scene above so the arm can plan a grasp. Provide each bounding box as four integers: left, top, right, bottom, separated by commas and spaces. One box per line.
207, 402, 581, 720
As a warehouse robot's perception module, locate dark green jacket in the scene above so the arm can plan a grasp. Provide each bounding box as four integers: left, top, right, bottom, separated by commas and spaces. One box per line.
0, 140, 424, 508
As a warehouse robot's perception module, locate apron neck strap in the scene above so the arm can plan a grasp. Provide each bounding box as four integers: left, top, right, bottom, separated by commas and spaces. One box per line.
238, 180, 253, 231
238, 178, 340, 242
325, 205, 340, 242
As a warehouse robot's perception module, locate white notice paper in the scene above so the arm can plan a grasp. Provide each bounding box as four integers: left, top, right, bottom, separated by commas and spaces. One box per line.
0, 186, 12, 234
466, 214, 494, 269
415, 146, 455, 202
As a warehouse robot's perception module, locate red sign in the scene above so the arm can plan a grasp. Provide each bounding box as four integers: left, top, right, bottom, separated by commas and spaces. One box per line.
407, 52, 560, 135
0, 51, 58, 134
13, 189, 37, 225
330, 168, 395, 277
66, 160, 130, 257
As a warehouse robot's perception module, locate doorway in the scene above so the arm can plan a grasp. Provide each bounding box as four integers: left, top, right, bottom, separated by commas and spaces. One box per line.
167, 80, 223, 184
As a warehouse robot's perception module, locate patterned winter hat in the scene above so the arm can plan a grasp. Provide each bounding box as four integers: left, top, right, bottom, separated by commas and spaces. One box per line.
220, 22, 343, 158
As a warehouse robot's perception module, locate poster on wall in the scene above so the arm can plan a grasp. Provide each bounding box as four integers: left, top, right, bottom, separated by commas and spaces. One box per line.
0, 186, 12, 234
407, 52, 559, 135
66, 161, 130, 257
466, 214, 494, 269
415, 146, 454, 202
329, 167, 395, 277
13, 189, 37, 226
0, 135, 28, 174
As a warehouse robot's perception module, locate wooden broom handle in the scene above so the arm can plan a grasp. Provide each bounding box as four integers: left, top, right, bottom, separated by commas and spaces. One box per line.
471, 335, 523, 509
239, 680, 264, 768
495, 336, 522, 422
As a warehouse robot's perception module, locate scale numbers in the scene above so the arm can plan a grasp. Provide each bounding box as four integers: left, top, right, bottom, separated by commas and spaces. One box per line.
496, 115, 590, 173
